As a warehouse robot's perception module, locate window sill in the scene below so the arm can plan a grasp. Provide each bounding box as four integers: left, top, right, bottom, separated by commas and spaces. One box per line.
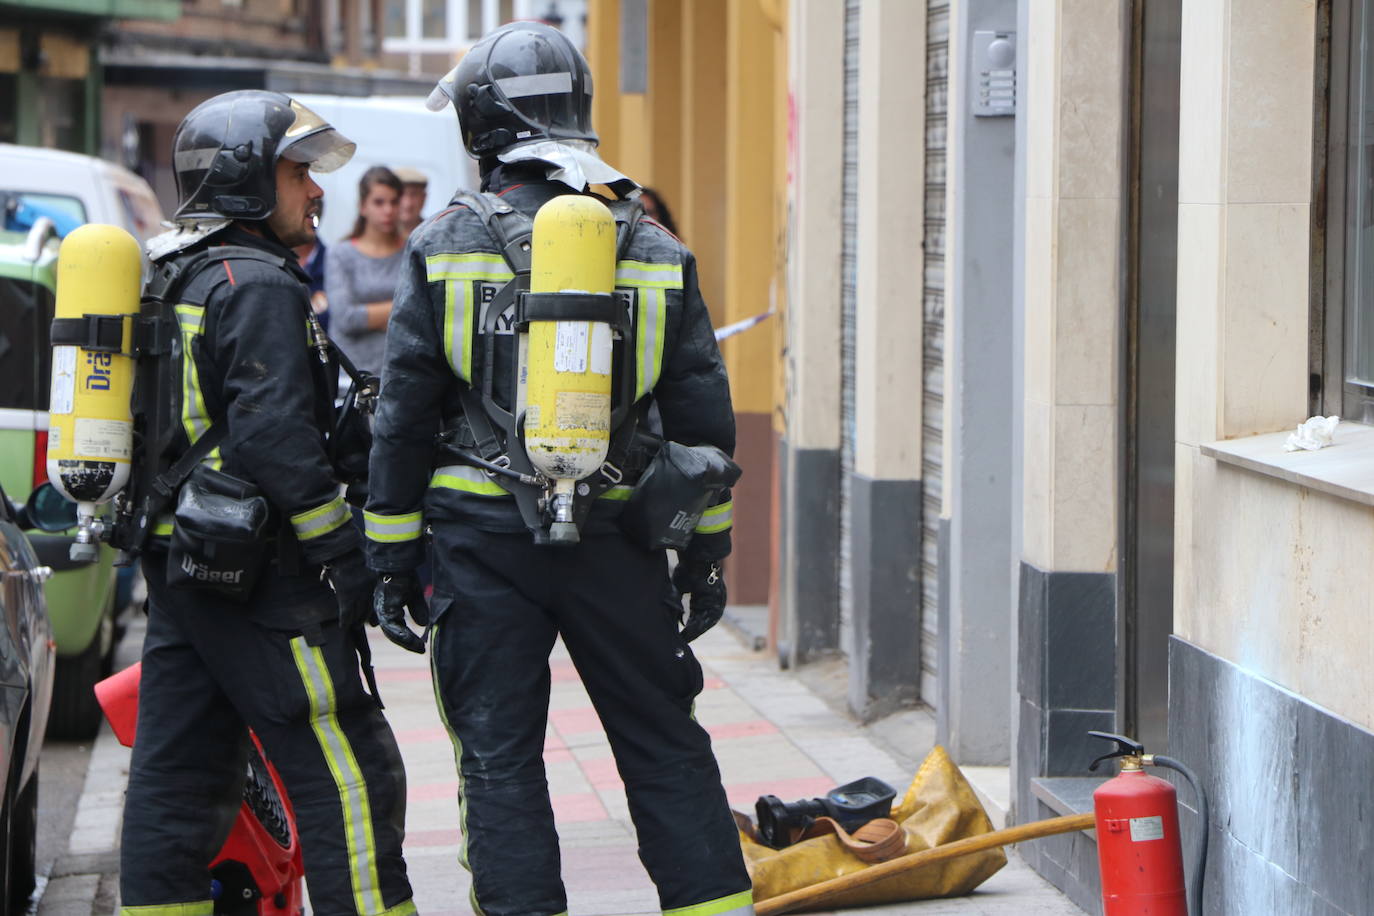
1199, 421, 1374, 506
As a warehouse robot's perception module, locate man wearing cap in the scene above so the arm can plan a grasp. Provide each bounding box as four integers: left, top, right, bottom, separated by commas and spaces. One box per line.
394, 166, 429, 237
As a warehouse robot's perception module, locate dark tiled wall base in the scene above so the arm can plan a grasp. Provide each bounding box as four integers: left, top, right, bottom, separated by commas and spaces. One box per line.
1169, 637, 1374, 916
778, 442, 841, 663
1016, 562, 1117, 778
1016, 797, 1099, 914
1016, 562, 1115, 912
847, 472, 922, 720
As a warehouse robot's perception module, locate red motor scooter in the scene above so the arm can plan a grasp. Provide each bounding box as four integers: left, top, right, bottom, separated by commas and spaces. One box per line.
95, 663, 306, 916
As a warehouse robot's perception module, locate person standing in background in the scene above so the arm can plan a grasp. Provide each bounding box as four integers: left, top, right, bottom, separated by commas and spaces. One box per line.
394, 166, 429, 237
292, 199, 330, 329
325, 166, 405, 373
638, 186, 679, 239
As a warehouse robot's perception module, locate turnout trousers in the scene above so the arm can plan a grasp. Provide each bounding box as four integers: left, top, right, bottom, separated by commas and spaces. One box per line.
120, 556, 415, 916
428, 525, 754, 916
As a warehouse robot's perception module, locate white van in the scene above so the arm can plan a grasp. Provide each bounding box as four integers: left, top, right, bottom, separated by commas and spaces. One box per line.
0, 143, 165, 248
290, 94, 479, 245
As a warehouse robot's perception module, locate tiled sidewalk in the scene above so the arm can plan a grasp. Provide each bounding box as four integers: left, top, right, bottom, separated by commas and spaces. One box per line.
376, 624, 1085, 916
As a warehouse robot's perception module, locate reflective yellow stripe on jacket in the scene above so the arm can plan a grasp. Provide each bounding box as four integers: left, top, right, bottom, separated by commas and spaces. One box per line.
423, 252, 680, 399
363, 509, 424, 544
616, 260, 682, 399
173, 304, 222, 470
695, 499, 733, 534
430, 464, 508, 497
425, 253, 513, 383
291, 494, 351, 542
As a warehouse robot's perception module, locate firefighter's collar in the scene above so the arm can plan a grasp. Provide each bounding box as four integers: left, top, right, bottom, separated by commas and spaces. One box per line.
147, 219, 232, 261
497, 140, 640, 194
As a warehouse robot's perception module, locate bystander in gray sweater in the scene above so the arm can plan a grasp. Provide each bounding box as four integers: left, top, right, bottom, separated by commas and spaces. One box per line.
324, 240, 405, 373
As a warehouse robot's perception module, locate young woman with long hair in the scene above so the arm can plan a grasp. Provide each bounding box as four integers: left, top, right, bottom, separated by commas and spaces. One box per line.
324, 165, 405, 372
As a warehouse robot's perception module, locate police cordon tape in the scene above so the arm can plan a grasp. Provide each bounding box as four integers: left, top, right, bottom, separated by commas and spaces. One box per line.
715, 308, 776, 342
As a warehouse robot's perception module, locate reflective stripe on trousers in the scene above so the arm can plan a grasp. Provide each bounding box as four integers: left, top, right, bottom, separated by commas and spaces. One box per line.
290, 638, 387, 916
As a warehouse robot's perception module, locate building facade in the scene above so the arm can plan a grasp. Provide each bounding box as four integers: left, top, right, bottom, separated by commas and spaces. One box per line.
592, 0, 1374, 911
1, 0, 179, 154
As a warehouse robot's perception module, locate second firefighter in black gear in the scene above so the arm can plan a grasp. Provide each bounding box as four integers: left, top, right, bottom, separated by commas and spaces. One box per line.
365, 20, 753, 916
119, 90, 416, 916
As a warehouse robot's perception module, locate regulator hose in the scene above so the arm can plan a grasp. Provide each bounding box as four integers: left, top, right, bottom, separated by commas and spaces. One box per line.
1151, 755, 1208, 916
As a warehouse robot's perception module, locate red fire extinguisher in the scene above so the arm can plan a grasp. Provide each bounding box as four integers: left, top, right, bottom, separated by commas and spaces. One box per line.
1088, 732, 1209, 916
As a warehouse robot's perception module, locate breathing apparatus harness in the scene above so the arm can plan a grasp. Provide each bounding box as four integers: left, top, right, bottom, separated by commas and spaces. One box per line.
109, 243, 377, 563
437, 190, 656, 544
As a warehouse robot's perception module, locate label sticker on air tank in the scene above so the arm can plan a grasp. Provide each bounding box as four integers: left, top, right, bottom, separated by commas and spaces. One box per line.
1129, 815, 1165, 842
590, 323, 612, 374
554, 322, 589, 373
50, 347, 76, 414
74, 418, 132, 461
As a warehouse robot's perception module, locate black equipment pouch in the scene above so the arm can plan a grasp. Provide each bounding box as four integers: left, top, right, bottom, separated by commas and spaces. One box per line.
618, 441, 741, 550
166, 464, 270, 601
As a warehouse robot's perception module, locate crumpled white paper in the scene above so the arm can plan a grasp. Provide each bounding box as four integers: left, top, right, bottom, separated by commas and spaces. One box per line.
497, 139, 639, 193
1283, 415, 1340, 452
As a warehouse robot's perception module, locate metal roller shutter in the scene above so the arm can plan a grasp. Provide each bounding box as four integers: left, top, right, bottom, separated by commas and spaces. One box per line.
921, 0, 949, 703
839, 0, 860, 658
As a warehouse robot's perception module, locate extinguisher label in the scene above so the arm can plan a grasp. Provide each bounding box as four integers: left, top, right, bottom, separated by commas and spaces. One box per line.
1129, 815, 1165, 842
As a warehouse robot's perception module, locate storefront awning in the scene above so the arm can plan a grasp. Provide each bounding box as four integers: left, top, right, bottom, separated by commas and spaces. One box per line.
7, 0, 180, 21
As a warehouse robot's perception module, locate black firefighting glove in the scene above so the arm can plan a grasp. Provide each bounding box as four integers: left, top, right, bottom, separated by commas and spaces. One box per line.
672, 547, 727, 643
323, 550, 377, 632
373, 571, 429, 654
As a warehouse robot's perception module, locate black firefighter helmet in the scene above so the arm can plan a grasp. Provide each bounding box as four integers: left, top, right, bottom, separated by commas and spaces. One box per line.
171, 90, 355, 221
426, 21, 597, 158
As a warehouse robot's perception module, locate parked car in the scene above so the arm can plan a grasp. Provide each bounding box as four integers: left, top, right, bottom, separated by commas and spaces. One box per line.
0, 481, 58, 911
0, 143, 165, 249
0, 220, 122, 739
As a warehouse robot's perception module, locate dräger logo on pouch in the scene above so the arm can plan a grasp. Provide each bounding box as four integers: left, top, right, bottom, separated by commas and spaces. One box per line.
180, 553, 244, 584
669, 511, 701, 533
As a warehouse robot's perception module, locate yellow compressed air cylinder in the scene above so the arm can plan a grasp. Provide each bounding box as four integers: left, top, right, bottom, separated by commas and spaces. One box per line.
47, 224, 139, 507
523, 195, 616, 490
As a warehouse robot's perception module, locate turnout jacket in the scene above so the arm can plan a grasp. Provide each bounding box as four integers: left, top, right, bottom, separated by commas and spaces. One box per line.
152, 225, 359, 566
364, 167, 735, 572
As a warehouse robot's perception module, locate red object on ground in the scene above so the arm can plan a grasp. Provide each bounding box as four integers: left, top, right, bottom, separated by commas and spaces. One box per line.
1094, 766, 1189, 915
95, 662, 306, 916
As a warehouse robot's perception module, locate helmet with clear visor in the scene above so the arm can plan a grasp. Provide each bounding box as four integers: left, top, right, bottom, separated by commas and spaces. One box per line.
172, 90, 355, 221
427, 21, 596, 158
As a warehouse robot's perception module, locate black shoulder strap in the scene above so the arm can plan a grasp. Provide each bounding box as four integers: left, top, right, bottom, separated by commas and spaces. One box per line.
114, 246, 292, 556
608, 197, 645, 261
455, 191, 645, 275
453, 192, 535, 273
148, 422, 227, 499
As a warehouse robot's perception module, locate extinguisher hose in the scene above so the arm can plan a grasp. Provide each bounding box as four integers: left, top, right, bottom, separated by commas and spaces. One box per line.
1151, 755, 1208, 916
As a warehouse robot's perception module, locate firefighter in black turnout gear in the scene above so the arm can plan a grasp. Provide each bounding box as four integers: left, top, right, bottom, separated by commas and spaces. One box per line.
118, 91, 416, 916
364, 22, 754, 916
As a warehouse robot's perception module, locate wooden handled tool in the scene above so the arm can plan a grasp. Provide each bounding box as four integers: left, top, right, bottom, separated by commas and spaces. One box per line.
754, 812, 1097, 915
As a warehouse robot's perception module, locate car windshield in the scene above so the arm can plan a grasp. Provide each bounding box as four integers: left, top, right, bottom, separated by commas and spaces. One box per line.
1, 192, 86, 237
